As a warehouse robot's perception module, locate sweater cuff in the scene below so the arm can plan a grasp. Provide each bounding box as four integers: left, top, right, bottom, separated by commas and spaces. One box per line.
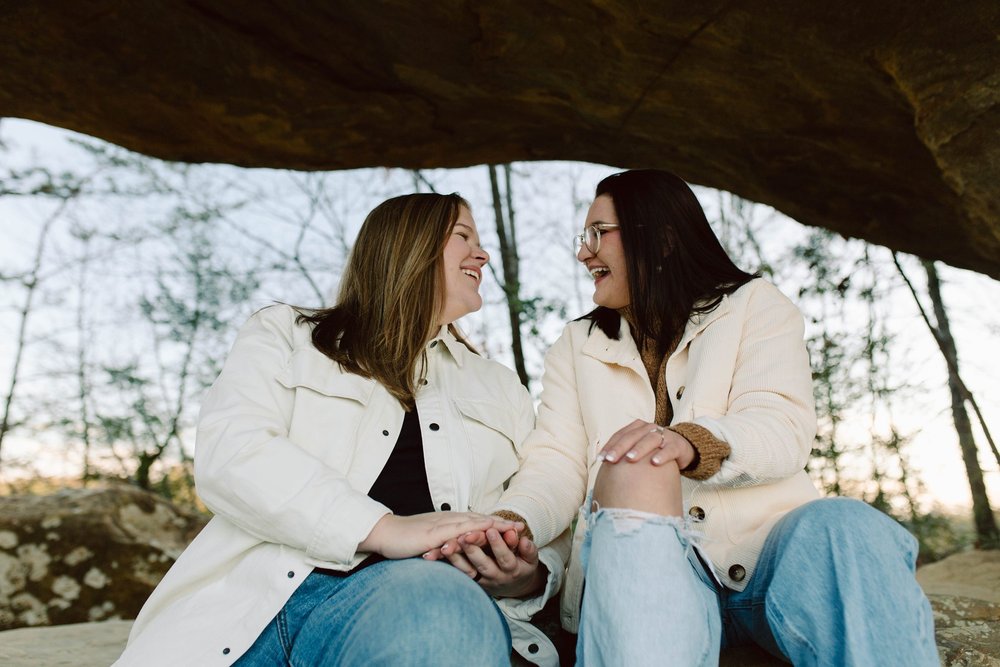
669, 422, 732, 481
492, 510, 533, 542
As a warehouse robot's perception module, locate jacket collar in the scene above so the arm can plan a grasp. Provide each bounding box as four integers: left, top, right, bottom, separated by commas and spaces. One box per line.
581, 294, 734, 367
580, 318, 645, 376
676, 293, 734, 352
428, 325, 469, 368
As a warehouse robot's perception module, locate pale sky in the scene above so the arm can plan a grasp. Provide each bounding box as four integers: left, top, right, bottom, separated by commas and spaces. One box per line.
1, 118, 998, 516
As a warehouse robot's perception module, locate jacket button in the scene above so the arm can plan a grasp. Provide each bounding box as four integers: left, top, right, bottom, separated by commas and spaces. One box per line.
676, 385, 685, 400
382, 429, 389, 436
420, 378, 428, 385
528, 643, 539, 653
440, 503, 451, 511
429, 423, 440, 431
222, 647, 231, 655
729, 564, 746, 582
287, 571, 295, 578
688, 506, 705, 522
429, 341, 438, 348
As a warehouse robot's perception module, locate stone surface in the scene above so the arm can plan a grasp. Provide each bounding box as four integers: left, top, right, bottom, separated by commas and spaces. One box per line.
918, 549, 1000, 604
0, 485, 207, 631
0, 619, 132, 667
0, 487, 997, 665
3, 595, 998, 667
1, 2, 998, 277
930, 594, 1000, 667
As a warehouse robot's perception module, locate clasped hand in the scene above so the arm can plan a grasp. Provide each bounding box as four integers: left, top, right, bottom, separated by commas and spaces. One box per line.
359, 511, 522, 560
361, 511, 544, 597
425, 528, 546, 598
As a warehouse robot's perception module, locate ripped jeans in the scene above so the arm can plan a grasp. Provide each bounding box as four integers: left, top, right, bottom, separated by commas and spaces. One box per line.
575, 497, 938, 667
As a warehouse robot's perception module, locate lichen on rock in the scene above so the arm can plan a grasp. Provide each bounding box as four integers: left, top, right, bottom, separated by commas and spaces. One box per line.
0, 484, 208, 631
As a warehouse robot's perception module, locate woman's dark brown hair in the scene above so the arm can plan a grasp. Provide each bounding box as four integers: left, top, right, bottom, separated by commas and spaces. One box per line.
579, 169, 758, 354
297, 192, 473, 408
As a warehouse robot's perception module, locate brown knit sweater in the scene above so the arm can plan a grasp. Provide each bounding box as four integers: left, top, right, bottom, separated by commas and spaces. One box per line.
636, 336, 731, 481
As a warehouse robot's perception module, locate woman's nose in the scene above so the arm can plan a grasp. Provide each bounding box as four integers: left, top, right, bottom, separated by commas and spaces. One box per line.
474, 245, 489, 264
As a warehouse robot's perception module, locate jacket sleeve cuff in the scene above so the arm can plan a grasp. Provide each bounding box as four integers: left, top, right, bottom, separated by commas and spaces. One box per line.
492, 510, 533, 542
306, 495, 392, 566
494, 543, 564, 621
670, 422, 732, 481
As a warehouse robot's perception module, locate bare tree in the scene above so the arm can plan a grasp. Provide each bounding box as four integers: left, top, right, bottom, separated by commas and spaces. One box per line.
0, 189, 80, 468
71, 223, 98, 483
488, 164, 529, 387
893, 254, 999, 548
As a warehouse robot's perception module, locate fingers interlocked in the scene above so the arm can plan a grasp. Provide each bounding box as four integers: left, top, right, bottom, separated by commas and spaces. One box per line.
443, 528, 519, 582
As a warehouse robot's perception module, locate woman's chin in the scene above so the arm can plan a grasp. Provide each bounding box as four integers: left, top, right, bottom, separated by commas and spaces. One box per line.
592, 290, 616, 309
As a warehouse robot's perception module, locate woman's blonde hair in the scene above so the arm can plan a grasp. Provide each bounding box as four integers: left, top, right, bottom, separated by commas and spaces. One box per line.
297, 192, 475, 408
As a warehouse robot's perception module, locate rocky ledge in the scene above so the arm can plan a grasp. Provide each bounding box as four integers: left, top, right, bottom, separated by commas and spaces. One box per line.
1, 592, 997, 667
0, 486, 997, 665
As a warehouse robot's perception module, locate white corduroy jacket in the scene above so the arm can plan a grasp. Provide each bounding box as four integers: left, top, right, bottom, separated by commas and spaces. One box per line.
114, 305, 568, 667
495, 279, 820, 632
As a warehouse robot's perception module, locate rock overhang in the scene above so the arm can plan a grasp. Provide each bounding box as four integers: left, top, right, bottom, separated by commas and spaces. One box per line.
1, 1, 997, 277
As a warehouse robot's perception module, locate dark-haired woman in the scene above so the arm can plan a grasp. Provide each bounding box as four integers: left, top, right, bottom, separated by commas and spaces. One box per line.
114, 193, 565, 667
489, 170, 937, 665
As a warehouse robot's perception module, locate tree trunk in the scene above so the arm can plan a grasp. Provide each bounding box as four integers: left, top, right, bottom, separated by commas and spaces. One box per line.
922, 260, 999, 548
75, 233, 95, 484
488, 164, 529, 387
0, 203, 65, 469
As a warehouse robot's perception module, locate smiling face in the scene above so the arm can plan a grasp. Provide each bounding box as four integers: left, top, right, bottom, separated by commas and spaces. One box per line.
578, 194, 630, 309
438, 206, 489, 325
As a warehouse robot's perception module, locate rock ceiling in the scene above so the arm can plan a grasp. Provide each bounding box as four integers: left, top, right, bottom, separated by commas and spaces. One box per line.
2, 1, 997, 276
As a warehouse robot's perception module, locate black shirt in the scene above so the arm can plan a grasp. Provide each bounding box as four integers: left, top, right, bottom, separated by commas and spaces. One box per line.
367, 408, 435, 516
316, 408, 435, 578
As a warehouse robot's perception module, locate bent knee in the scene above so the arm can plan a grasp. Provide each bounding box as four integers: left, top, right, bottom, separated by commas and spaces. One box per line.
366, 561, 508, 648
781, 498, 916, 555
793, 497, 895, 532
375, 560, 501, 619
593, 457, 683, 516
594, 455, 682, 493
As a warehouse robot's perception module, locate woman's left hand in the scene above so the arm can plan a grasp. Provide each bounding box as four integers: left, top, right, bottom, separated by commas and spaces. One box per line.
441, 528, 547, 598
598, 418, 696, 468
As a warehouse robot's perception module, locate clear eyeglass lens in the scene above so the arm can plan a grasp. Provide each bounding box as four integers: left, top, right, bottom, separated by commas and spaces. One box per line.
574, 227, 603, 253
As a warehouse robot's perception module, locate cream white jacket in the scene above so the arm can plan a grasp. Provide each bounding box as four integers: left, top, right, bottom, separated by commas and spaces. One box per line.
115, 305, 568, 667
495, 279, 820, 632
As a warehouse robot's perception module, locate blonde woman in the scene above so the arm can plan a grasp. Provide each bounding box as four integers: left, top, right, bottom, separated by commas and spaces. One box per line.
114, 193, 565, 667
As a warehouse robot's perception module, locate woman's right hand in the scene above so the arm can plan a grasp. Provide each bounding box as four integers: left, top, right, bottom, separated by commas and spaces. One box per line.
598, 418, 696, 468
358, 512, 524, 560
446, 529, 547, 598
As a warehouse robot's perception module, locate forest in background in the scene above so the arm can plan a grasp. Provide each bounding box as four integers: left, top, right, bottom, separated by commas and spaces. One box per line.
1, 119, 998, 562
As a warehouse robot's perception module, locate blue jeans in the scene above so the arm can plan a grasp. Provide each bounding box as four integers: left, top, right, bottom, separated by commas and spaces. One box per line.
576, 497, 938, 666
236, 558, 511, 666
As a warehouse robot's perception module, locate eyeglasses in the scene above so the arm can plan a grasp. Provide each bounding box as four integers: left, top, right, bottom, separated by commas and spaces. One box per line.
573, 223, 620, 254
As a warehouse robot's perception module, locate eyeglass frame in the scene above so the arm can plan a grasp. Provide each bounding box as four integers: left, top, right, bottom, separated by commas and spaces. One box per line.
574, 223, 620, 254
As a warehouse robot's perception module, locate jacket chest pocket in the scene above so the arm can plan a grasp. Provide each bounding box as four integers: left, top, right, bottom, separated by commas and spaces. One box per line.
275, 348, 376, 469
453, 397, 520, 507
